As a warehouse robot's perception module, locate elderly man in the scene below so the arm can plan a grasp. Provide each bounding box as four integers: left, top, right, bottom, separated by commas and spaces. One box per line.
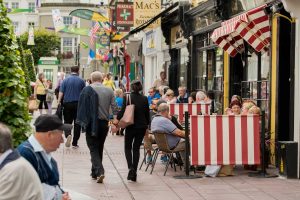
0, 123, 43, 200
147, 87, 161, 107
152, 71, 168, 88
151, 103, 186, 164
17, 114, 73, 200
176, 86, 189, 103
77, 71, 118, 184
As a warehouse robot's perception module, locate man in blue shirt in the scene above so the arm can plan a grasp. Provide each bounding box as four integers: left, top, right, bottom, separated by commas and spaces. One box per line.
147, 87, 161, 107
58, 66, 85, 148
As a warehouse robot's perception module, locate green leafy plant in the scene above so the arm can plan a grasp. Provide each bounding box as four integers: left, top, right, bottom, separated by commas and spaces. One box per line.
24, 49, 36, 82
17, 38, 32, 97
0, 3, 32, 146
20, 28, 60, 65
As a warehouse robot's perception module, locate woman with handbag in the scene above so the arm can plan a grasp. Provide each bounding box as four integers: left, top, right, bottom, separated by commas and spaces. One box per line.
34, 73, 48, 114
114, 80, 150, 182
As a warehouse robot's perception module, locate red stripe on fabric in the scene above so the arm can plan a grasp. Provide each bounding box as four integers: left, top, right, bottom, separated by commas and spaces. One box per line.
241, 115, 248, 164
204, 116, 211, 165
188, 103, 193, 115
179, 104, 183, 122
253, 115, 260, 164
170, 104, 175, 116
216, 116, 223, 165
228, 115, 235, 164
206, 104, 209, 114
247, 5, 265, 15
229, 49, 238, 57
197, 104, 201, 115
191, 116, 199, 165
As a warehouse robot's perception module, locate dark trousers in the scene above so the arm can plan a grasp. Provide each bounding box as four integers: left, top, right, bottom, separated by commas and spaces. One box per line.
37, 94, 48, 109
63, 101, 81, 146
86, 119, 109, 176
124, 128, 146, 171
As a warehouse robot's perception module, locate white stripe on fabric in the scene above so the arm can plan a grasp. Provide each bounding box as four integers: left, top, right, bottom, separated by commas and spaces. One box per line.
198, 116, 205, 165
210, 116, 217, 165
222, 116, 230, 164
192, 104, 197, 115
235, 116, 242, 165
174, 104, 179, 117
247, 116, 255, 164
183, 103, 188, 115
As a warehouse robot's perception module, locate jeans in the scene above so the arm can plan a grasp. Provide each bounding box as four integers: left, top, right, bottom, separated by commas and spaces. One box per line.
86, 119, 109, 176
124, 128, 146, 171
63, 101, 81, 146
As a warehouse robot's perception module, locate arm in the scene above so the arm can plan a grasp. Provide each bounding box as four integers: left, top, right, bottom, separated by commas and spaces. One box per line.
145, 97, 150, 125
57, 81, 65, 104
33, 81, 38, 98
173, 128, 185, 138
57, 92, 64, 105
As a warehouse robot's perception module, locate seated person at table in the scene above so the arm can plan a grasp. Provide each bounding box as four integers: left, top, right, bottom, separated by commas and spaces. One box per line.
151, 103, 186, 165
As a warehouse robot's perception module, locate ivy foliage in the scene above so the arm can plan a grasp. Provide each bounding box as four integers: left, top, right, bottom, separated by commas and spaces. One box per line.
0, 3, 32, 146
17, 38, 32, 97
24, 49, 36, 82
20, 28, 60, 65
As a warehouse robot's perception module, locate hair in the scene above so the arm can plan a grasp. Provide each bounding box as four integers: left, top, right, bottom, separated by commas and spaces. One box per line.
157, 99, 167, 108
160, 71, 166, 76
91, 71, 103, 82
115, 89, 123, 97
157, 103, 169, 113
189, 91, 197, 102
71, 66, 80, 73
165, 89, 174, 96
196, 91, 207, 101
47, 80, 53, 89
130, 80, 143, 93
207, 90, 214, 100
230, 100, 242, 109
248, 106, 261, 114
38, 72, 44, 80
231, 95, 242, 104
0, 123, 13, 153
178, 86, 186, 91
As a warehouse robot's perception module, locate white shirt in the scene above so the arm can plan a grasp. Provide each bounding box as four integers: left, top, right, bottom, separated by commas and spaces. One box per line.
28, 135, 52, 169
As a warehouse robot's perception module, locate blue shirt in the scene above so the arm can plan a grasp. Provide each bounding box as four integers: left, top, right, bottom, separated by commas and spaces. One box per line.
115, 96, 123, 107
60, 73, 85, 103
147, 92, 161, 106
151, 115, 180, 149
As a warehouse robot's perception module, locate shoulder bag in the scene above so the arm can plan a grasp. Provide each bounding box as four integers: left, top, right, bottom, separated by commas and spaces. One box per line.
118, 94, 135, 129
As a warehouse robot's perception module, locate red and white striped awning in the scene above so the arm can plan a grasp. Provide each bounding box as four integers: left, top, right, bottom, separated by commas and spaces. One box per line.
211, 5, 270, 57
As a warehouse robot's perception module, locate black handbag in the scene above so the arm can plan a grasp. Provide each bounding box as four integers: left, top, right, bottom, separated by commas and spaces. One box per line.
56, 104, 63, 120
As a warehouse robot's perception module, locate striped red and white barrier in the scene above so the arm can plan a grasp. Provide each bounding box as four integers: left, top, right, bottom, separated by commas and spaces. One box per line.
190, 115, 260, 165
169, 103, 210, 122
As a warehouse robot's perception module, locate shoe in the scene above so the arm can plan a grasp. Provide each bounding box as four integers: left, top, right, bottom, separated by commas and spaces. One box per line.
65, 135, 72, 147
91, 173, 97, 180
127, 168, 136, 181
96, 175, 105, 183
161, 155, 168, 163
72, 145, 79, 149
146, 155, 152, 164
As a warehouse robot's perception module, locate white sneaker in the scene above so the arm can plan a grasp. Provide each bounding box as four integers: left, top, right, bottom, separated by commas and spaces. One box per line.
65, 135, 72, 147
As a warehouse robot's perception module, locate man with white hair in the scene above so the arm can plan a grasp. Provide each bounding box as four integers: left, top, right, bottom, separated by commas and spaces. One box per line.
195, 91, 207, 103
176, 86, 189, 103
0, 123, 43, 200
77, 71, 118, 184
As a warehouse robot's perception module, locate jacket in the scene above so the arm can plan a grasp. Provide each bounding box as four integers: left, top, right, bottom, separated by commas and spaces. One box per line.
117, 92, 150, 129
76, 86, 99, 137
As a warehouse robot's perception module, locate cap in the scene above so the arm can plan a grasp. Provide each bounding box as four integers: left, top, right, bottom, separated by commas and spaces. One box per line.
34, 114, 73, 132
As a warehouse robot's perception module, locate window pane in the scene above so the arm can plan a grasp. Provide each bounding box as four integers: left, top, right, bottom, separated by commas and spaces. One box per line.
196, 51, 207, 91
11, 2, 19, 9
28, 2, 35, 12
63, 16, 73, 26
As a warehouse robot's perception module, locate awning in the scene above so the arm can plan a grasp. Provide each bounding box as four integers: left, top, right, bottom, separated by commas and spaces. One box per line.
211, 5, 270, 57
120, 2, 179, 40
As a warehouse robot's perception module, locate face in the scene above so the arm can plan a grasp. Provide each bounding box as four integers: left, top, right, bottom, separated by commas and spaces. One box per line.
46, 130, 64, 152
148, 89, 155, 97
178, 88, 185, 97
166, 93, 173, 100
152, 99, 159, 110
231, 105, 241, 115
160, 72, 166, 80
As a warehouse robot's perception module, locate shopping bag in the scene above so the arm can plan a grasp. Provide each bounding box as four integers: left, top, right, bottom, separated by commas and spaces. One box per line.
204, 165, 221, 177
28, 99, 39, 111
118, 94, 135, 129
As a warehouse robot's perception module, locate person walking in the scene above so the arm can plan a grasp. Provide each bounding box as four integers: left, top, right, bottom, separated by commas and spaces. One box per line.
46, 80, 55, 114
76, 71, 118, 184
114, 80, 150, 182
0, 123, 43, 200
57, 66, 85, 148
34, 72, 48, 114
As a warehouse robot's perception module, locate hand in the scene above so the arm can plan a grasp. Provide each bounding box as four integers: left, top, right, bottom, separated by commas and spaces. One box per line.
113, 119, 119, 125
62, 192, 71, 200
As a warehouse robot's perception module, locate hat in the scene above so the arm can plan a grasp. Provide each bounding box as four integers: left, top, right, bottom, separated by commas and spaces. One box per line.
34, 114, 73, 132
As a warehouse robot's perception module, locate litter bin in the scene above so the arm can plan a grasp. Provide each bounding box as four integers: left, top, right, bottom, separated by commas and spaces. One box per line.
278, 141, 298, 178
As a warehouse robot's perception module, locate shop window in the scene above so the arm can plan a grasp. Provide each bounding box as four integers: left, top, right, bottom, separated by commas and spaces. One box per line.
179, 47, 189, 87
231, 0, 269, 15
194, 11, 219, 31
11, 2, 19, 9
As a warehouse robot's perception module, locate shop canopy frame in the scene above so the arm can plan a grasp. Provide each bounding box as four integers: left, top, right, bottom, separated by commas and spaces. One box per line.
120, 2, 179, 41
211, 4, 271, 57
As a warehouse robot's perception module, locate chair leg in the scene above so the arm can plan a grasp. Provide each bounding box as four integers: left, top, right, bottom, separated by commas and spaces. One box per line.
139, 151, 146, 170
146, 148, 157, 172
150, 149, 159, 174
164, 153, 173, 176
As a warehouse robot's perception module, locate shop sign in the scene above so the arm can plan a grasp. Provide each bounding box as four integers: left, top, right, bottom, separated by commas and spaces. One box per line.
145, 30, 156, 54
134, 0, 161, 30
170, 25, 187, 48
116, 2, 134, 32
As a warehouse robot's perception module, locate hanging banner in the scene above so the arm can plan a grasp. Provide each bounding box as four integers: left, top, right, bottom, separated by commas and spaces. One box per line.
52, 9, 65, 32
7, 8, 34, 13
27, 26, 35, 45
45, 27, 90, 36
69, 9, 109, 23
116, 2, 134, 32
96, 33, 111, 61
134, 0, 161, 29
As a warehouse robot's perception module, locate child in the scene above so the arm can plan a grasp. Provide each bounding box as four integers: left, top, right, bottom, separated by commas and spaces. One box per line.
46, 80, 55, 114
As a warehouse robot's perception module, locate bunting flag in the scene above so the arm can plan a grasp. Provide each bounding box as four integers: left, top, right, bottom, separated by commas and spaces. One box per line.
80, 41, 88, 49
27, 26, 35, 45
89, 22, 100, 45
69, 9, 109, 23
87, 49, 95, 65
52, 9, 65, 32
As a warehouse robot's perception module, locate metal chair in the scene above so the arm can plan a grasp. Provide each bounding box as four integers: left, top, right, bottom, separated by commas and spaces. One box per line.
150, 132, 185, 176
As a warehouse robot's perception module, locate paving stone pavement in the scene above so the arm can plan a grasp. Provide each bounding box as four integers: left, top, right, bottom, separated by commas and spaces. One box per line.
31, 112, 300, 200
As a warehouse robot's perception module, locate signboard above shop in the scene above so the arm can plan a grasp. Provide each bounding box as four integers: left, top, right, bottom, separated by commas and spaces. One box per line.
116, 2, 134, 33
134, 0, 161, 30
